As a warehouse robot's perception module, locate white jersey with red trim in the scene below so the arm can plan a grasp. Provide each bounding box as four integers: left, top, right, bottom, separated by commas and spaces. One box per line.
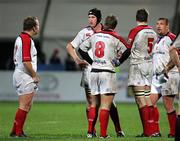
13, 32, 37, 72
71, 26, 94, 59
152, 32, 176, 74
80, 30, 127, 72
128, 25, 157, 64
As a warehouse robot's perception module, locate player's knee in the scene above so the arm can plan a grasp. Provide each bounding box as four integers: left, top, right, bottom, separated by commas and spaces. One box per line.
150, 94, 160, 105
163, 102, 174, 113
19, 104, 30, 112
101, 103, 111, 110
135, 96, 146, 108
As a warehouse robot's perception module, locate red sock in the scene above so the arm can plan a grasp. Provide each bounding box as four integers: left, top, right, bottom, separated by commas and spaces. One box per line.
167, 111, 176, 135
88, 107, 97, 133
99, 109, 110, 137
139, 106, 149, 136
148, 106, 155, 135
110, 104, 122, 133
14, 108, 28, 135
11, 121, 16, 134
86, 108, 89, 120
138, 108, 144, 131
153, 107, 160, 133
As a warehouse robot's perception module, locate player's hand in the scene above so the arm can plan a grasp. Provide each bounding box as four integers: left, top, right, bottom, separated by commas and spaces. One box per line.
111, 58, 121, 67
32, 75, 40, 84
156, 73, 169, 84
75, 58, 88, 67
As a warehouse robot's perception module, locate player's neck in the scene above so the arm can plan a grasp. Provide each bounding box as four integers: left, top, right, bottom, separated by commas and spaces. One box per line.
159, 30, 169, 36
137, 22, 148, 26
93, 23, 102, 32
23, 30, 34, 37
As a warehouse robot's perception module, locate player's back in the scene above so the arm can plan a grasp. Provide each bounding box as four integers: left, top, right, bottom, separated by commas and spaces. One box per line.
89, 31, 126, 71
129, 26, 157, 64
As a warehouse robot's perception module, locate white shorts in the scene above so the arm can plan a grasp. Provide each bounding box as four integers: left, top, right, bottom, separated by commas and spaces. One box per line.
90, 72, 117, 95
151, 72, 179, 96
80, 65, 91, 90
128, 62, 152, 86
13, 70, 38, 95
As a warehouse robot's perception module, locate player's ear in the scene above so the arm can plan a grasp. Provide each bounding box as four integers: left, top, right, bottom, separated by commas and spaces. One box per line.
32, 26, 36, 32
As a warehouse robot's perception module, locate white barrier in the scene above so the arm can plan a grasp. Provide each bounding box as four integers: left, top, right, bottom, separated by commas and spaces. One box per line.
0, 71, 134, 102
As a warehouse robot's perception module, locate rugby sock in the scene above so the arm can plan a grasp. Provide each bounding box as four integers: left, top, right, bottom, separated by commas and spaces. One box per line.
99, 109, 110, 137
138, 108, 144, 131
110, 103, 122, 133
167, 111, 176, 135
88, 107, 97, 134
11, 121, 16, 134
153, 107, 160, 133
15, 108, 28, 135
86, 108, 89, 121
175, 115, 180, 141
139, 106, 149, 136
148, 106, 154, 135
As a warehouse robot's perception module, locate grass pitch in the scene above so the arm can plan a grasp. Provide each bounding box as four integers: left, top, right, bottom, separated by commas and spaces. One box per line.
0, 102, 175, 141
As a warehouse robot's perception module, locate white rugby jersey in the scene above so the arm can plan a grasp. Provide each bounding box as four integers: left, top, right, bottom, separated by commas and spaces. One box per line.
128, 25, 157, 64
152, 32, 176, 74
71, 26, 95, 59
13, 32, 37, 72
80, 30, 127, 72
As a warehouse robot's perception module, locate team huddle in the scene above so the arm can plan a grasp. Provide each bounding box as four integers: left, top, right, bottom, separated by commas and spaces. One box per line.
11, 7, 180, 140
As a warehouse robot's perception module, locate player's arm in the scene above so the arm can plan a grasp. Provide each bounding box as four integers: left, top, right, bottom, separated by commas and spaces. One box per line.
78, 48, 93, 65
78, 37, 93, 65
167, 46, 180, 73
118, 48, 131, 63
66, 42, 88, 66
23, 61, 39, 83
111, 37, 131, 67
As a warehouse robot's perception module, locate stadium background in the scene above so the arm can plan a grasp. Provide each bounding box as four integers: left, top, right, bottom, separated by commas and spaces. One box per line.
0, 1, 180, 141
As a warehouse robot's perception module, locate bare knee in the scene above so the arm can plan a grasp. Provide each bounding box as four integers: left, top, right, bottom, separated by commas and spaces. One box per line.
150, 94, 161, 106
163, 96, 175, 113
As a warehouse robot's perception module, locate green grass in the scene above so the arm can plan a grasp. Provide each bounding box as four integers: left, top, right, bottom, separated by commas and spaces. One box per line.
0, 102, 175, 141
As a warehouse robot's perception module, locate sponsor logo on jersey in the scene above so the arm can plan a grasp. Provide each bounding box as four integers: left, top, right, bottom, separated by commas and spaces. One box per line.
86, 33, 91, 37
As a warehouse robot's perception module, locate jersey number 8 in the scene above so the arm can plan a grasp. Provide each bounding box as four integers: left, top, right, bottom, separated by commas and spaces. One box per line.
95, 41, 105, 58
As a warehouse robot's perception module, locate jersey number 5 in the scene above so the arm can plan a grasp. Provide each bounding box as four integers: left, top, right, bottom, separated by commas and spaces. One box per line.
95, 41, 105, 58
147, 38, 154, 54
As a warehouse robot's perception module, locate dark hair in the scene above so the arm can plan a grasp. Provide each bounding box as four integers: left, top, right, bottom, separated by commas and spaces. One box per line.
23, 16, 38, 31
158, 18, 169, 25
136, 8, 149, 22
88, 8, 102, 24
104, 15, 118, 30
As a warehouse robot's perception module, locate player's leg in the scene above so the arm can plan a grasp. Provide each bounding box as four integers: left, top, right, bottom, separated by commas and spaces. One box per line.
150, 94, 161, 136
87, 72, 100, 138
128, 64, 150, 136
162, 72, 179, 138
162, 95, 176, 137
10, 72, 37, 137
81, 69, 98, 137
84, 88, 92, 118
150, 77, 163, 136
133, 86, 150, 136
144, 85, 155, 136
99, 72, 116, 138
11, 92, 34, 137
87, 94, 100, 137
99, 94, 114, 138
110, 101, 125, 137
